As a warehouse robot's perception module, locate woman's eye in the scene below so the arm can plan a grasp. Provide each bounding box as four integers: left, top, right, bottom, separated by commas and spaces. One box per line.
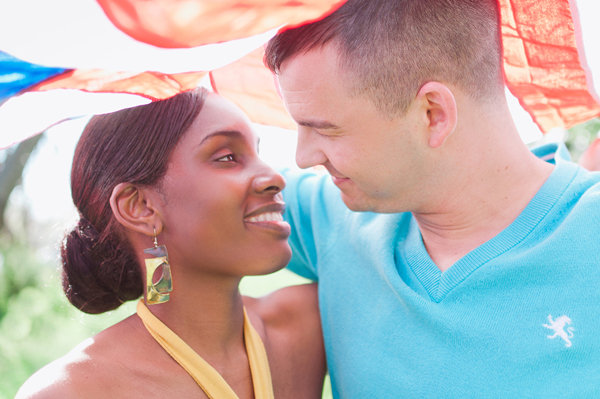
216, 153, 235, 162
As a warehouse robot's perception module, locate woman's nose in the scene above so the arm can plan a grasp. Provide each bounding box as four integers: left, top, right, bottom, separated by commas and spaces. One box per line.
252, 162, 286, 194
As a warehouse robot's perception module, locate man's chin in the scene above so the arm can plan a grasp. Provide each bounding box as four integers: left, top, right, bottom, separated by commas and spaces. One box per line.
340, 192, 371, 212
340, 192, 403, 214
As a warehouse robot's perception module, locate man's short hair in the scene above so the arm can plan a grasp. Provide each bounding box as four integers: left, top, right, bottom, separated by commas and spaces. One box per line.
265, 0, 505, 116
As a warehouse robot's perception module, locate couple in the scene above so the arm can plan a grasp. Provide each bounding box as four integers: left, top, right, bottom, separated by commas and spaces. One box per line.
18, 0, 600, 398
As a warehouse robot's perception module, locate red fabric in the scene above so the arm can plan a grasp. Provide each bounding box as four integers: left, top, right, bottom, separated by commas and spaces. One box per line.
499, 0, 600, 132
96, 0, 346, 48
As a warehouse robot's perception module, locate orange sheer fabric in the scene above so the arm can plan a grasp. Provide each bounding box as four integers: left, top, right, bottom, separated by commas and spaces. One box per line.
210, 47, 295, 130
211, 0, 600, 133
33, 69, 207, 101
29, 0, 600, 133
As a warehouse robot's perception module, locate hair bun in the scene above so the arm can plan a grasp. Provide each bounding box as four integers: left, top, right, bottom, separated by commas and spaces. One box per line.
61, 218, 142, 314
77, 216, 99, 239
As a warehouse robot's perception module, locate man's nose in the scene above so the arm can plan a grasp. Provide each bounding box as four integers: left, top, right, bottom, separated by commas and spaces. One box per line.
295, 128, 327, 169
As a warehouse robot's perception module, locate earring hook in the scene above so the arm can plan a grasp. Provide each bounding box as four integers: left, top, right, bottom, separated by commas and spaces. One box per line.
153, 227, 158, 248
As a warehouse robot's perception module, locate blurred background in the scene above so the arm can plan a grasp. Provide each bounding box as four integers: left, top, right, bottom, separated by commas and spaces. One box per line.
1, 107, 599, 398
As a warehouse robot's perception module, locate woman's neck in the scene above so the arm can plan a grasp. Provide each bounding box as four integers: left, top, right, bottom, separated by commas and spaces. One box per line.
142, 274, 247, 363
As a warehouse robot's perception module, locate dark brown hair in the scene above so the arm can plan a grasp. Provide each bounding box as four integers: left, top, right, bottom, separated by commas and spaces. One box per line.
61, 88, 207, 314
265, 0, 504, 116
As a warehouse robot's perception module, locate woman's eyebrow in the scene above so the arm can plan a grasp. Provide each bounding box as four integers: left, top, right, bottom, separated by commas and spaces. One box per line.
199, 130, 244, 146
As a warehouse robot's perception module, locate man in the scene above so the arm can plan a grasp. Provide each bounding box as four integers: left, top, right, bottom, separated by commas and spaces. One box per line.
265, 0, 600, 397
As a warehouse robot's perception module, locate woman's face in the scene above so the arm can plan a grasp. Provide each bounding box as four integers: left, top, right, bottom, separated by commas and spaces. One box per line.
154, 93, 291, 278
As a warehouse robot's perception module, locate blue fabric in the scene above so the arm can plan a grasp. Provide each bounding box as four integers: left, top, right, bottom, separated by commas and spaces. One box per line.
0, 51, 67, 102
282, 143, 600, 398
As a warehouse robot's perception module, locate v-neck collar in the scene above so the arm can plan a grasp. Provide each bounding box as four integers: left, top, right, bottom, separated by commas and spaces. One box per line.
402, 160, 578, 302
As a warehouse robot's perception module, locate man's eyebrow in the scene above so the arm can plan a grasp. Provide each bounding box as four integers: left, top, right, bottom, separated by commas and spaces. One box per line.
297, 119, 340, 130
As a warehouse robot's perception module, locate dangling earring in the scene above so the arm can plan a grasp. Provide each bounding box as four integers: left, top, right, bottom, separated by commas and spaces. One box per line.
143, 228, 173, 304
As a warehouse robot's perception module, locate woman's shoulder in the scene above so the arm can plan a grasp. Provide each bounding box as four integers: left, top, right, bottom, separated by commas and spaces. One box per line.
15, 336, 112, 399
15, 314, 154, 399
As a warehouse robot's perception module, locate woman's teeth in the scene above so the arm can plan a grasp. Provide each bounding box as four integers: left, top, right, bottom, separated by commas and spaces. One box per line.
246, 212, 284, 223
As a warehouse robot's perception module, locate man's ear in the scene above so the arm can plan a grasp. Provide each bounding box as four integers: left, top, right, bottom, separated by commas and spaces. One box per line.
416, 81, 457, 148
109, 183, 162, 236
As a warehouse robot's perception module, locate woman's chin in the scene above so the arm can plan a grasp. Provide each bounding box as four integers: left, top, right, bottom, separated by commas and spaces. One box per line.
247, 248, 292, 277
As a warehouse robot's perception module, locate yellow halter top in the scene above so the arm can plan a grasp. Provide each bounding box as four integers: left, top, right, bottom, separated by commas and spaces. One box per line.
136, 300, 274, 399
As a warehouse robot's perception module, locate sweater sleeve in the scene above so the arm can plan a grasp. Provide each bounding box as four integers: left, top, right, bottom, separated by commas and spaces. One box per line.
281, 168, 346, 281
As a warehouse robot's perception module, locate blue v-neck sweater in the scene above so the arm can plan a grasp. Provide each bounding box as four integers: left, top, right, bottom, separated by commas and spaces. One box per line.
282, 144, 600, 398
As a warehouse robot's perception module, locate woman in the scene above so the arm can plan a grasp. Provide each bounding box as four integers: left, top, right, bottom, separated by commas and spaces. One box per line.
16, 88, 326, 398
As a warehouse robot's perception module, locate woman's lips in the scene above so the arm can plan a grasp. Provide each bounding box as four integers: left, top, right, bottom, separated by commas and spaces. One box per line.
244, 210, 291, 236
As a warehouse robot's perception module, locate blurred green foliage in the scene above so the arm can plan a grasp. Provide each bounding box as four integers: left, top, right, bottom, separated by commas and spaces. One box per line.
0, 239, 136, 398
565, 117, 600, 162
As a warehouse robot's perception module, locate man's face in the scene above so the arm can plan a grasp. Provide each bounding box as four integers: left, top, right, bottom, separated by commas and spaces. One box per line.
277, 44, 427, 213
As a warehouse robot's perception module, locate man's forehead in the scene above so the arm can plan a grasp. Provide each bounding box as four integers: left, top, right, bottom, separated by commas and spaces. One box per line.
278, 48, 352, 102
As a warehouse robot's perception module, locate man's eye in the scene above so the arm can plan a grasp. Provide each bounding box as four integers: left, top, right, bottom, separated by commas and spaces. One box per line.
216, 154, 235, 162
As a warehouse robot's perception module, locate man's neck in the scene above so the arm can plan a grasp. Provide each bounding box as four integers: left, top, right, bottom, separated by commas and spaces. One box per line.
413, 135, 554, 272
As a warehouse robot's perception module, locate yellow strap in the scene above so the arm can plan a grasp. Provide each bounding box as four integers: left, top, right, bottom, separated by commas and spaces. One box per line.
136, 300, 274, 399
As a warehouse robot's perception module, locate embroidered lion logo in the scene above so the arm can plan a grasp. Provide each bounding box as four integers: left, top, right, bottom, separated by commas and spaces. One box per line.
543, 314, 574, 348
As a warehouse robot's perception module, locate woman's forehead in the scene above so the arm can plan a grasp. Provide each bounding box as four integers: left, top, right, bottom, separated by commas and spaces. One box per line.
197, 94, 252, 131
181, 93, 258, 146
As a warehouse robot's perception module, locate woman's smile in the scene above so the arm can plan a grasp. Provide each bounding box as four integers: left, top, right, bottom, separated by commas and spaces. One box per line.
244, 202, 291, 237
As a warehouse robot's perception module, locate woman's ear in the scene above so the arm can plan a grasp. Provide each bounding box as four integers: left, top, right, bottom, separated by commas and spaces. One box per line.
416, 81, 458, 148
109, 183, 162, 236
